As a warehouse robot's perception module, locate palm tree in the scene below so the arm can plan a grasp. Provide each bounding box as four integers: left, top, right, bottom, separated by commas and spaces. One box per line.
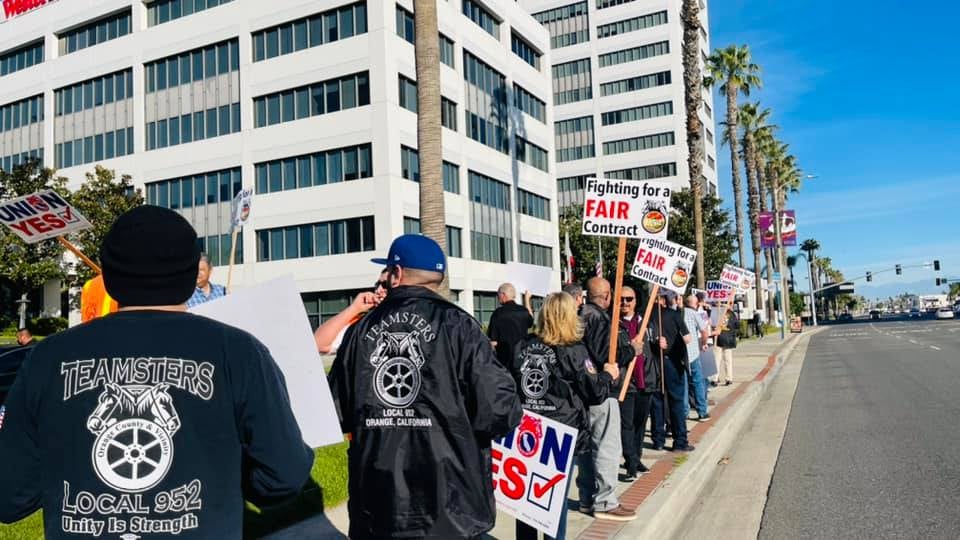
681, 0, 706, 288
786, 255, 798, 291
755, 126, 779, 321
738, 102, 771, 310
414, 0, 447, 294
705, 45, 762, 270
801, 238, 821, 317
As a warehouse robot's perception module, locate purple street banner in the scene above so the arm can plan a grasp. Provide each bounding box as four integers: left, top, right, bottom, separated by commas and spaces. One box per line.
759, 210, 798, 248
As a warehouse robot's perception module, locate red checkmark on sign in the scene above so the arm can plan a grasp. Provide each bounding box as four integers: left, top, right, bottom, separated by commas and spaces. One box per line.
532, 473, 566, 499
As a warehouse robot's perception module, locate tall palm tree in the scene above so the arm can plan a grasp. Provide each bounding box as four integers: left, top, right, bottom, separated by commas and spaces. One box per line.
681, 0, 706, 288
705, 45, 761, 270
414, 0, 447, 294
755, 126, 779, 321
738, 102, 771, 310
801, 238, 821, 317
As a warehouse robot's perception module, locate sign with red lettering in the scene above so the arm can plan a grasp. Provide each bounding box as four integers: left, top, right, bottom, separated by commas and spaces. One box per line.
492, 411, 577, 538
1, 0, 59, 23
0, 190, 92, 243
704, 280, 734, 304
630, 238, 697, 294
581, 178, 672, 239
720, 264, 755, 292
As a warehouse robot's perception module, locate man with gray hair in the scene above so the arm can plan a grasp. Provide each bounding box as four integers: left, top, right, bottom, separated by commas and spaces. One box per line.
487, 282, 534, 368
186, 253, 227, 307
562, 283, 585, 308
684, 294, 710, 420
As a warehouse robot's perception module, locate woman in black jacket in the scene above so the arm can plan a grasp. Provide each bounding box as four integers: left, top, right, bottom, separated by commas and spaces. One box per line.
511, 292, 619, 540
713, 309, 739, 386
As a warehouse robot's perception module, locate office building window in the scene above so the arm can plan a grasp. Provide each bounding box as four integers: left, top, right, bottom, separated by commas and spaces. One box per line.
532, 1, 589, 49
398, 75, 417, 112
254, 71, 370, 127
519, 241, 552, 268
0, 149, 43, 173
597, 10, 668, 38
557, 174, 589, 209
708, 155, 716, 170
603, 132, 675, 155
147, 0, 235, 27
447, 226, 462, 258
515, 137, 549, 172
395, 5, 415, 43
513, 84, 546, 123
196, 232, 243, 266
440, 34, 455, 67
552, 58, 592, 105
443, 161, 460, 193
403, 217, 421, 234
601, 101, 673, 126
55, 127, 132, 168
256, 216, 375, 261
518, 189, 550, 220
145, 38, 239, 93
253, 2, 367, 62
0, 95, 43, 134
469, 170, 512, 264
600, 70, 671, 97
705, 128, 714, 144
598, 40, 670, 68
605, 162, 677, 181
441, 97, 457, 131
462, 0, 500, 39
704, 102, 712, 118
463, 51, 508, 154
255, 143, 372, 193
597, 0, 636, 7
0, 40, 43, 77
55, 69, 132, 116
145, 167, 241, 209
302, 289, 373, 329
511, 32, 541, 70
400, 145, 420, 181
59, 10, 132, 56
555, 116, 595, 163
473, 291, 498, 325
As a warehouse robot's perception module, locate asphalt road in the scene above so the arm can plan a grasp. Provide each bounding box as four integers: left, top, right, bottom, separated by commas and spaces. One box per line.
760, 317, 960, 538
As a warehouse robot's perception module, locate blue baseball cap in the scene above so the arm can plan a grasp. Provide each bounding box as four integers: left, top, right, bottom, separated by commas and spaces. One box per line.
371, 234, 446, 274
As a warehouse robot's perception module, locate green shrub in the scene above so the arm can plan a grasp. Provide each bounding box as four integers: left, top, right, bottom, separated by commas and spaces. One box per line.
28, 317, 68, 336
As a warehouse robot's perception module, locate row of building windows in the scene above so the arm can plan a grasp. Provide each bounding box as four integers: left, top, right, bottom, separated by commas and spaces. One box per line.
0, 41, 43, 78
515, 137, 549, 172
519, 241, 553, 268
598, 40, 670, 68
145, 39, 239, 93
400, 219, 464, 259
398, 75, 458, 129
256, 144, 373, 194
54, 128, 133, 168
552, 58, 592, 105
513, 84, 546, 123
201, 232, 244, 266
605, 162, 677, 181
399, 146, 460, 194
146, 104, 240, 150
601, 101, 673, 126
471, 231, 512, 264
600, 70, 672, 97
557, 174, 588, 193
0, 149, 43, 174
256, 216, 375, 262
253, 2, 367, 62
555, 115, 595, 163
0, 95, 43, 134
147, 0, 234, 27
596, 0, 637, 8
597, 10, 669, 39
603, 131, 675, 155
511, 33, 541, 70
518, 189, 550, 220
464, 52, 509, 154
463, 0, 501, 39
469, 170, 511, 211
532, 1, 589, 49
253, 72, 370, 128
394, 7, 456, 69
145, 167, 242, 209
55, 69, 133, 116
59, 9, 131, 56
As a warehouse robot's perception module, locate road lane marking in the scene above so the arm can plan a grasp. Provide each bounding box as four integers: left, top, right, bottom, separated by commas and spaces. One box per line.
931, 346, 942, 351
909, 339, 918, 344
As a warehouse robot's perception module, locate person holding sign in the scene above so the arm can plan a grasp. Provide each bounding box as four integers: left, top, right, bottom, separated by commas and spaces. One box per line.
617, 286, 656, 479
186, 253, 227, 307
510, 292, 619, 540
0, 206, 313, 537
328, 234, 522, 539
648, 290, 695, 452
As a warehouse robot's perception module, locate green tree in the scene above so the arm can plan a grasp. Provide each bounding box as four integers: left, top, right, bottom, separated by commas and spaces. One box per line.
947, 282, 960, 300
0, 160, 68, 326
681, 0, 706, 288
667, 190, 737, 283
738, 102, 772, 310
789, 291, 805, 316
704, 45, 761, 270
69, 166, 144, 285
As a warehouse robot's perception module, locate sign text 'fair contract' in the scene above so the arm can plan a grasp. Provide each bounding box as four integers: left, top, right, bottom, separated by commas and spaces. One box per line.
581, 178, 672, 239
630, 238, 697, 294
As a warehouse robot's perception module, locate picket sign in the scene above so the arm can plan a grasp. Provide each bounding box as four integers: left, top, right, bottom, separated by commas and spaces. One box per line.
618, 284, 659, 401
226, 188, 253, 292
0, 190, 101, 272
704, 280, 734, 304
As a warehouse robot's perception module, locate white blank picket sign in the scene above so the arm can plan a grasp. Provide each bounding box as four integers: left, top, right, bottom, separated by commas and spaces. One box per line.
190, 276, 343, 449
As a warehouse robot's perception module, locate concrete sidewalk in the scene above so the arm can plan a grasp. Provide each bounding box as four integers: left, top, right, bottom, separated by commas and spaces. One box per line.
313, 330, 810, 540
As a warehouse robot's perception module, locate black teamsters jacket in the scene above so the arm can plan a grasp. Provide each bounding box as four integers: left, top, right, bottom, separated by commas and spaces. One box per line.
328, 286, 522, 539
510, 336, 613, 454
580, 302, 635, 391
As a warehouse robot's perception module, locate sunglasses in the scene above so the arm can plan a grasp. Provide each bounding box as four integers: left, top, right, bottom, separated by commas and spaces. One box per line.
621, 297, 636, 302
374, 280, 389, 290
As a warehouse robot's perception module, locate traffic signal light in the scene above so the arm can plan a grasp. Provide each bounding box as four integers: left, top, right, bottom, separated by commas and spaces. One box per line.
895, 264, 902, 275
933, 260, 941, 271
936, 278, 945, 286
866, 272, 872, 282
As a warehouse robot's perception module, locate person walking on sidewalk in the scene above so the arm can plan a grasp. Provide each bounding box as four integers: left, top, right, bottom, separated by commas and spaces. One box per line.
648, 290, 694, 452
511, 292, 619, 540
752, 310, 764, 338
618, 286, 658, 479
714, 309, 738, 386
683, 295, 710, 421
577, 277, 638, 521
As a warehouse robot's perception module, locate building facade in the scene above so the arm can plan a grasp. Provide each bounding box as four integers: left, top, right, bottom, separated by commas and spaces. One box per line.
0, 0, 560, 325
519, 0, 719, 211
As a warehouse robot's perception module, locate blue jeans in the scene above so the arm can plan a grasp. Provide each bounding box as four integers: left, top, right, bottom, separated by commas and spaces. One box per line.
650, 358, 689, 448
516, 474, 571, 540
686, 358, 708, 418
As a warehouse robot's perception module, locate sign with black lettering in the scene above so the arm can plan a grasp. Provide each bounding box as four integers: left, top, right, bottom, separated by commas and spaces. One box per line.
581, 178, 672, 239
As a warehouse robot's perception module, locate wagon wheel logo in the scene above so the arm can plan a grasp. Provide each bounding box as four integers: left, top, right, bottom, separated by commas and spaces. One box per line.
370, 332, 425, 408
521, 369, 548, 399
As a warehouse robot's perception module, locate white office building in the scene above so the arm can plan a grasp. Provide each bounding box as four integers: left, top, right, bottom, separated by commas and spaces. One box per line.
519, 0, 719, 210
0, 0, 560, 325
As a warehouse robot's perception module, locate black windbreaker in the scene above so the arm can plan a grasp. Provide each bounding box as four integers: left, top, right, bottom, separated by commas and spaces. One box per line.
510, 336, 613, 454
328, 286, 523, 539
580, 302, 636, 392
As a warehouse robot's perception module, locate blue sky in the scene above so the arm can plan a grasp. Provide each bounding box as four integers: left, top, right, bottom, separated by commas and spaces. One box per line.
708, 0, 960, 298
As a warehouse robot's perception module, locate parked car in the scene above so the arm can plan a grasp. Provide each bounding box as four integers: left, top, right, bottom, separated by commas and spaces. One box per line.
935, 307, 955, 320
839, 313, 853, 321
870, 310, 881, 320
909, 308, 922, 318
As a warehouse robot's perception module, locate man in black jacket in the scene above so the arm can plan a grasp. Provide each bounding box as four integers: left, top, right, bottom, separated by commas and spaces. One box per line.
487, 282, 534, 368
329, 234, 522, 539
576, 277, 639, 521
0, 206, 313, 538
648, 290, 694, 452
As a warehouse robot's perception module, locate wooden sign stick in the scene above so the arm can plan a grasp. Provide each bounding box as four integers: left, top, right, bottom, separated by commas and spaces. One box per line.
619, 284, 659, 402
225, 229, 239, 293
606, 237, 628, 365
58, 236, 101, 274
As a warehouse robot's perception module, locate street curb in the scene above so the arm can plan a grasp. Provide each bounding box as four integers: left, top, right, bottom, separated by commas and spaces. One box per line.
580, 329, 824, 540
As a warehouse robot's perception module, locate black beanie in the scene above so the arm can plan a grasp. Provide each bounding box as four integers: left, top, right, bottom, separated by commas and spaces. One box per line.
100, 205, 200, 307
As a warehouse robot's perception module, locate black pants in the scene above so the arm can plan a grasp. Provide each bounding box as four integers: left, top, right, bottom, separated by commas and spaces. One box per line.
620, 391, 653, 475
